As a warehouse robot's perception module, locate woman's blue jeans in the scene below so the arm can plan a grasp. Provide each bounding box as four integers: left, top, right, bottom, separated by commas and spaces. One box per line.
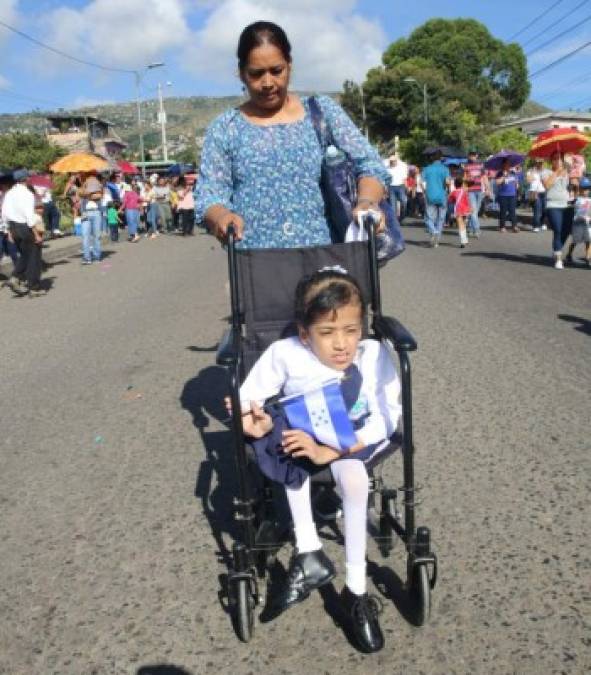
146, 203, 158, 233
498, 195, 516, 229
81, 209, 102, 262
126, 209, 139, 237
546, 207, 573, 253
532, 193, 546, 229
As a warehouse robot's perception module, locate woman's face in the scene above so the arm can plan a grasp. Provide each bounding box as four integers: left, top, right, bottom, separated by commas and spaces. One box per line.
551, 153, 562, 169
241, 43, 291, 111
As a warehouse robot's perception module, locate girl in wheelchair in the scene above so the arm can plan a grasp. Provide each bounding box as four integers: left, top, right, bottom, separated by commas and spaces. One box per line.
229, 266, 401, 652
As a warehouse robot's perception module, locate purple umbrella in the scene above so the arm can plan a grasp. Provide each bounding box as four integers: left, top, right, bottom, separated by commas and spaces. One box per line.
484, 149, 525, 171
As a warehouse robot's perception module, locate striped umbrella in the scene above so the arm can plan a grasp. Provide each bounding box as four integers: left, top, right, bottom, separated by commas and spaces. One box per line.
529, 127, 589, 159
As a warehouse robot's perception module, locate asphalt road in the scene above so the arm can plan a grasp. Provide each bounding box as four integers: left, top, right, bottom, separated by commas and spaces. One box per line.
0, 220, 589, 675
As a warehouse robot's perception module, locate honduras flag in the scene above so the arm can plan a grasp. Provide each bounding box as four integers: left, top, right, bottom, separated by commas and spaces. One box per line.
280, 379, 357, 453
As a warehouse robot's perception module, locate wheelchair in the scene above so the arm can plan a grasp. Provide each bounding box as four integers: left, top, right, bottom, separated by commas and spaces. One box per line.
216, 221, 437, 642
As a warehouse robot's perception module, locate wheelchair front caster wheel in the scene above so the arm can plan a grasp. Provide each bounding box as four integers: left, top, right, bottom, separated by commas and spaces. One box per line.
409, 565, 431, 626
234, 578, 255, 642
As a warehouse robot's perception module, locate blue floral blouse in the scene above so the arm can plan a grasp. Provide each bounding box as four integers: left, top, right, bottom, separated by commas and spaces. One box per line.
195, 95, 389, 249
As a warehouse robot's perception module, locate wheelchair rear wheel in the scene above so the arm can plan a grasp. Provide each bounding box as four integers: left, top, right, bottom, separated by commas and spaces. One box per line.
409, 564, 431, 626
234, 578, 255, 642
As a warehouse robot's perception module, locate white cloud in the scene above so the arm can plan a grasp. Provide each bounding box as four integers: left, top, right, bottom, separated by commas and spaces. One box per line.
184, 0, 386, 91
0, 0, 20, 47
29, 0, 191, 75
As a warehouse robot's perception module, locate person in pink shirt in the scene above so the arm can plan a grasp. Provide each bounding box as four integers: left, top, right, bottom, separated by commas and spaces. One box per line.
448, 177, 472, 248
177, 178, 195, 236
120, 180, 142, 242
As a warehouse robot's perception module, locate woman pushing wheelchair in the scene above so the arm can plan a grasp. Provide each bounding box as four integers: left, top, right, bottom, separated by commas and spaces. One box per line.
196, 21, 397, 653
194, 21, 389, 248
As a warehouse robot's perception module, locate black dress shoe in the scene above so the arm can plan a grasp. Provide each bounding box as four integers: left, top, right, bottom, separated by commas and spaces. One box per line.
260, 549, 335, 622
341, 586, 384, 653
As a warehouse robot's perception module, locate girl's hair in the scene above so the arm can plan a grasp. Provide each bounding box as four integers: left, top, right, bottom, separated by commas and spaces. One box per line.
237, 21, 292, 71
294, 268, 365, 329
454, 177, 463, 189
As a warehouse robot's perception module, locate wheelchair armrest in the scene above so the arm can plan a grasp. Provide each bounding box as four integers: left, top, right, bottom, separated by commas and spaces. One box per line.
216, 327, 242, 367
373, 314, 417, 352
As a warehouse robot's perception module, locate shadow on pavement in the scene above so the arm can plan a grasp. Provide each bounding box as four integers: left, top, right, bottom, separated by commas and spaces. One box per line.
558, 313, 591, 336
460, 251, 551, 267
136, 666, 193, 675
185, 344, 218, 353
366, 559, 420, 626
180, 364, 241, 571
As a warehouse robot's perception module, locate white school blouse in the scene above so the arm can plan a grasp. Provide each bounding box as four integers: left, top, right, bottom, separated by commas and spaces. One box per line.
239, 336, 401, 448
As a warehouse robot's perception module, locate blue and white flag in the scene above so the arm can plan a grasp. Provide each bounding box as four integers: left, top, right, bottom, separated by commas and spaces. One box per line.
280, 379, 357, 453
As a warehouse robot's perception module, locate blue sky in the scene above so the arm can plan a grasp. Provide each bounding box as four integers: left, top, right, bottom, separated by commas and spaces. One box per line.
0, 0, 590, 114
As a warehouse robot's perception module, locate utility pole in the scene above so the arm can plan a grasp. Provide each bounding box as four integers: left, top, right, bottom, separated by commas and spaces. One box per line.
134, 71, 145, 178
157, 82, 168, 162
133, 62, 165, 178
359, 83, 369, 140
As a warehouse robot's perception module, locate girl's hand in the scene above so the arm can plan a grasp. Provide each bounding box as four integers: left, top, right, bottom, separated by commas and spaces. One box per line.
225, 397, 272, 438
282, 429, 340, 465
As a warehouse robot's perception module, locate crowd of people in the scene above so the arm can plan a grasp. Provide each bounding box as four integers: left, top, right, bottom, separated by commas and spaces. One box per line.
384, 149, 591, 268
0, 169, 196, 295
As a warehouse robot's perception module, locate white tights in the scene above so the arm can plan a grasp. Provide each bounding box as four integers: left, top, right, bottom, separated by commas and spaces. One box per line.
285, 459, 369, 595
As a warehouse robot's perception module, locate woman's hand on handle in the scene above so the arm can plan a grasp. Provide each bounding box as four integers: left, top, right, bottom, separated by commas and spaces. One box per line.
205, 205, 244, 242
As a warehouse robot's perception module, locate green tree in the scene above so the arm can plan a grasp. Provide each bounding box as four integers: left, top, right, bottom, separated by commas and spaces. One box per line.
382, 19, 529, 121
342, 18, 530, 152
0, 132, 65, 171
483, 128, 531, 155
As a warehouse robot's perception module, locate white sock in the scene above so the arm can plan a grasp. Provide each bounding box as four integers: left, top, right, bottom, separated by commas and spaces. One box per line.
331, 459, 370, 595
345, 562, 367, 595
459, 230, 468, 244
285, 477, 321, 553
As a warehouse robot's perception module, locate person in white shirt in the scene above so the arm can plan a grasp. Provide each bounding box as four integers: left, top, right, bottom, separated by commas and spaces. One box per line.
0, 180, 19, 270
34, 185, 62, 237
232, 267, 401, 652
387, 154, 409, 222
526, 158, 547, 233
1, 169, 44, 294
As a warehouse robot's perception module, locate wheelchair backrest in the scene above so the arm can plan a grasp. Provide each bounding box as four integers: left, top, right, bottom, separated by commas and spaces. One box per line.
234, 241, 375, 375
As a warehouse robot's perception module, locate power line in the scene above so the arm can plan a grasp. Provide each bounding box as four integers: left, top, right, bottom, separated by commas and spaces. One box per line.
0, 86, 65, 108
508, 0, 566, 40
0, 19, 135, 74
526, 10, 591, 56
537, 67, 591, 101
530, 39, 591, 77
521, 0, 589, 48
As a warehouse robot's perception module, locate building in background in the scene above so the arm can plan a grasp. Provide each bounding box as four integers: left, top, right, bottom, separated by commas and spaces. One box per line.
45, 114, 126, 158
496, 111, 591, 138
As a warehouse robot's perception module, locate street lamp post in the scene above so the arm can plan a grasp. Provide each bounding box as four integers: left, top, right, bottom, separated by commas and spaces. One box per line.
134, 62, 165, 178
157, 81, 172, 162
403, 77, 428, 128
359, 83, 369, 140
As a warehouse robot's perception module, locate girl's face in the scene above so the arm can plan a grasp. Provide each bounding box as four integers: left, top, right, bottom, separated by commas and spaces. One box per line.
551, 153, 562, 169
299, 302, 363, 371
241, 43, 291, 111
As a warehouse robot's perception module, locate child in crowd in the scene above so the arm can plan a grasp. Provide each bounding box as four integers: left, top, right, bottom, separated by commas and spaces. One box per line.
230, 267, 401, 653
107, 201, 120, 242
566, 177, 591, 267
448, 177, 472, 247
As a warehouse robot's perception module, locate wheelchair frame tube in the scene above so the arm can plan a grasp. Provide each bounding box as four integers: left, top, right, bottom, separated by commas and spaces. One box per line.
226, 228, 256, 560
398, 350, 415, 537
363, 214, 382, 316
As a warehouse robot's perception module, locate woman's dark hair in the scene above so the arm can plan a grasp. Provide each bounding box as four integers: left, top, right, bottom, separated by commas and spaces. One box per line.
295, 269, 365, 329
237, 21, 292, 71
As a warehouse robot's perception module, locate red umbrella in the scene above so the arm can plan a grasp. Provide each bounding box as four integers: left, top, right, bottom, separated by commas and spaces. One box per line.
529, 127, 589, 158
117, 160, 140, 175
27, 173, 54, 189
